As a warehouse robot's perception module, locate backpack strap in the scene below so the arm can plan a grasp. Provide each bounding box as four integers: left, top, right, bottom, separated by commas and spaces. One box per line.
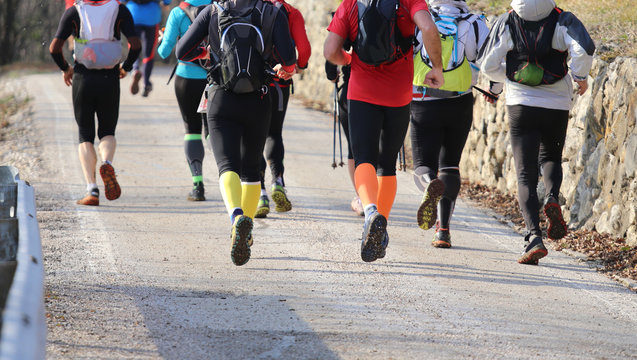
255, 0, 280, 61
179, 2, 198, 23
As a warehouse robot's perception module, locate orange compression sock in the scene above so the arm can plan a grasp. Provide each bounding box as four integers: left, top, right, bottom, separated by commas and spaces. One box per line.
354, 163, 378, 209
377, 175, 397, 219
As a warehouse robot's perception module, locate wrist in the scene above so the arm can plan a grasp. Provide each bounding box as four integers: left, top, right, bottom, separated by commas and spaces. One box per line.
343, 51, 352, 66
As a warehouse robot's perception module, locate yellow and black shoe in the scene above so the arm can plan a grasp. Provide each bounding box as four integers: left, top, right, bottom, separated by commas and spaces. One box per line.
230, 215, 253, 266
254, 195, 270, 218
416, 178, 444, 230
271, 184, 292, 212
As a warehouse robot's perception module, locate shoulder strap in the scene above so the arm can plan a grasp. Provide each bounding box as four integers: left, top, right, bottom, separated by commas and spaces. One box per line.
179, 2, 197, 23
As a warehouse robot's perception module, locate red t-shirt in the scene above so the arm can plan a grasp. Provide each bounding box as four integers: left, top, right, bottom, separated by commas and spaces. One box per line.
327, 0, 429, 107
64, 0, 75, 9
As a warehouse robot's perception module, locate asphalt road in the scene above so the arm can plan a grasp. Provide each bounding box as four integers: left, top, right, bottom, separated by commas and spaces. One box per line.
26, 69, 637, 359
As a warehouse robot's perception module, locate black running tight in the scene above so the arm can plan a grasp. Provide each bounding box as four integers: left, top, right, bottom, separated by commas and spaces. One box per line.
410, 93, 473, 228
348, 100, 410, 176
208, 87, 271, 182
508, 104, 569, 236
174, 75, 207, 134
261, 84, 290, 181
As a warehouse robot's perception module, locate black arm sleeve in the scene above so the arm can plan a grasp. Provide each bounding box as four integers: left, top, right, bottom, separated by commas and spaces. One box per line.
54, 7, 79, 40
118, 6, 141, 72
325, 61, 338, 81
176, 5, 211, 62
270, 10, 296, 67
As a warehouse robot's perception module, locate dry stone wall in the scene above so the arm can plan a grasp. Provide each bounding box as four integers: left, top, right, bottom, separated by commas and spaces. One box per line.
287, 2, 636, 245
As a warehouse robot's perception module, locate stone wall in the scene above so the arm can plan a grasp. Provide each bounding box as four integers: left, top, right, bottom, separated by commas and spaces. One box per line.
287, 2, 637, 245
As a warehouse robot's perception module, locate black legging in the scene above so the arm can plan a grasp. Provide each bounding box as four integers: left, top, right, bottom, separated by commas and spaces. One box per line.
508, 104, 569, 236
348, 100, 410, 176
174, 75, 207, 134
337, 77, 353, 160
72, 69, 120, 144
261, 84, 290, 182
208, 87, 271, 182
410, 93, 473, 228
132, 24, 158, 88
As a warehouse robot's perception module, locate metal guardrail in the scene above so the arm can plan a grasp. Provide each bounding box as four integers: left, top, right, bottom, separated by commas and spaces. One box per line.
0, 166, 46, 360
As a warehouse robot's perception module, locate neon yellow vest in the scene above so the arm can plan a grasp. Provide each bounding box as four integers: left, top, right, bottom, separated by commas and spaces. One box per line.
413, 34, 472, 93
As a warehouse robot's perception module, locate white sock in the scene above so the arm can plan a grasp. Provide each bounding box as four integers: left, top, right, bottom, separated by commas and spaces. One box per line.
261, 189, 267, 196
364, 204, 378, 219
87, 183, 98, 192
104, 160, 112, 165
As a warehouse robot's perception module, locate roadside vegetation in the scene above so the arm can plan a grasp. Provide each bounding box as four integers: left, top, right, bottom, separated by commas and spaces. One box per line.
467, 0, 637, 60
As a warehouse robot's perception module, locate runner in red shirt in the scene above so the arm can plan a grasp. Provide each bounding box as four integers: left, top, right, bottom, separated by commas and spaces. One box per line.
255, 0, 312, 218
324, 0, 444, 262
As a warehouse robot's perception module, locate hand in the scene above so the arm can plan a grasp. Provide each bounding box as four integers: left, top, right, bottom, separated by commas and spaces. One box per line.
295, 65, 304, 75
424, 67, 444, 89
119, 66, 127, 79
62, 67, 74, 86
274, 64, 295, 81
575, 78, 588, 95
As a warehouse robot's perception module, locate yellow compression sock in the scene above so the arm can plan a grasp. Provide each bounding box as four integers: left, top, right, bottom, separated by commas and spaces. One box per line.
377, 175, 397, 219
354, 163, 378, 209
241, 182, 261, 219
219, 171, 242, 217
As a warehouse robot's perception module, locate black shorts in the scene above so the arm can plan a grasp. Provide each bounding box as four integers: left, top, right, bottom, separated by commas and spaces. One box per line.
72, 69, 120, 143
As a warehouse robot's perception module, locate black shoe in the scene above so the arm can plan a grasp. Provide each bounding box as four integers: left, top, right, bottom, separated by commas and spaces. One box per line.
187, 182, 205, 201
361, 212, 387, 262
142, 84, 153, 97
432, 227, 451, 248
518, 234, 548, 265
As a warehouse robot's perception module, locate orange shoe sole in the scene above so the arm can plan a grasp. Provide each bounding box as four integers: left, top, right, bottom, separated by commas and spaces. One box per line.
100, 164, 121, 201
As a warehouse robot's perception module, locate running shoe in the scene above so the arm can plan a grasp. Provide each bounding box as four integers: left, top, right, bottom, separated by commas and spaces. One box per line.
518, 234, 548, 265
416, 178, 444, 230
271, 184, 292, 212
230, 215, 253, 266
360, 211, 387, 262
130, 71, 141, 95
142, 83, 153, 98
255, 195, 270, 218
99, 163, 121, 201
351, 196, 365, 216
544, 196, 568, 240
187, 182, 205, 201
432, 226, 452, 248
76, 188, 99, 206
377, 231, 389, 259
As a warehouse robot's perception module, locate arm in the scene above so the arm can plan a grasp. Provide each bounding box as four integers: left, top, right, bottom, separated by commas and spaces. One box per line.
288, 7, 311, 70
554, 12, 595, 95
323, 32, 351, 66
118, 6, 141, 75
49, 8, 76, 86
176, 5, 211, 62
476, 14, 511, 83
413, 9, 443, 88
270, 10, 297, 80
157, 8, 181, 59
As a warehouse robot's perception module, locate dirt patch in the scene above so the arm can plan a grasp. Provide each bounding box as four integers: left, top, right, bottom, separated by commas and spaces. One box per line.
459, 180, 637, 286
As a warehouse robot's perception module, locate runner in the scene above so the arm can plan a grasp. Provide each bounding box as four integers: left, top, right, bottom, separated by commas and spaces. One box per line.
50, 0, 141, 205
158, 0, 212, 201
254, 0, 311, 218
325, 38, 364, 216
478, 0, 595, 264
324, 0, 444, 262
410, 0, 495, 248
126, 0, 172, 97
176, 0, 296, 266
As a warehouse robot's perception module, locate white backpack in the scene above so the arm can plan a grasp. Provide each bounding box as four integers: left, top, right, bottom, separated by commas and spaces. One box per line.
73, 0, 123, 69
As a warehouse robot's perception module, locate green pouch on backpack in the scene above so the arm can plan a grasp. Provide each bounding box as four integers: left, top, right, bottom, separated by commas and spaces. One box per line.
512, 62, 544, 86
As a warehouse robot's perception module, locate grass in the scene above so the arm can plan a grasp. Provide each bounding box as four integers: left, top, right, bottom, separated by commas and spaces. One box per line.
467, 0, 637, 60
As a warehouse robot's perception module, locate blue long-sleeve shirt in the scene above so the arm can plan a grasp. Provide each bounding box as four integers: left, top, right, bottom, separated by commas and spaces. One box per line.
126, 0, 172, 26
158, 0, 211, 79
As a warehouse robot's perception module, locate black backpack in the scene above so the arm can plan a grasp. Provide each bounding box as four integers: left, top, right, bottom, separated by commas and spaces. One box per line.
210, 0, 278, 94
131, 0, 159, 4
354, 0, 412, 66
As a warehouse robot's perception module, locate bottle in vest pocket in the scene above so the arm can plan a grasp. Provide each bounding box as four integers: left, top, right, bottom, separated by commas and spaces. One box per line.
74, 0, 123, 69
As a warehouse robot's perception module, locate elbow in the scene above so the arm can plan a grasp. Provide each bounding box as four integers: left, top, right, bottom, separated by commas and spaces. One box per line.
323, 42, 338, 64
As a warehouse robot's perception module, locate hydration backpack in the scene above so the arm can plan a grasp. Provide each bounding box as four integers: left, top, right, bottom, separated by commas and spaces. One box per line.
131, 0, 159, 4
354, 0, 412, 66
210, 0, 279, 94
73, 0, 123, 69
505, 8, 568, 86
414, 10, 479, 92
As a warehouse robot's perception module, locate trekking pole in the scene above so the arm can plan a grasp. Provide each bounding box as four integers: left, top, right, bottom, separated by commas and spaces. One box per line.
397, 144, 403, 171
401, 143, 407, 171
335, 83, 344, 167
332, 84, 338, 169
